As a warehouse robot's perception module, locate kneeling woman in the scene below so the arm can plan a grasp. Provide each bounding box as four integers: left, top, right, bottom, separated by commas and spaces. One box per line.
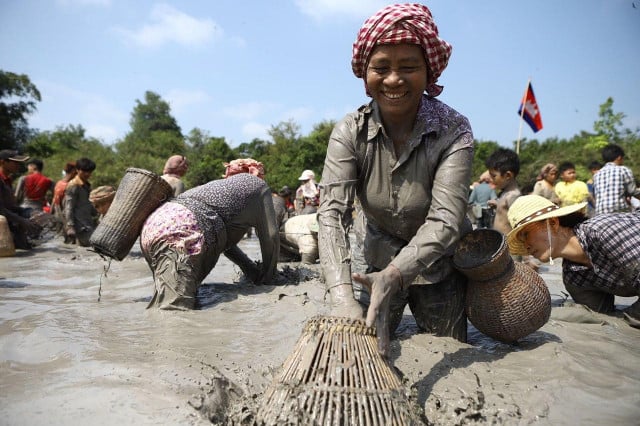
140, 173, 279, 310
506, 194, 640, 327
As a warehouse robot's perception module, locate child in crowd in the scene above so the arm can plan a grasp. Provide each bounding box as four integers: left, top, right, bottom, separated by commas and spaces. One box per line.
485, 148, 521, 236
485, 148, 539, 270
554, 161, 589, 207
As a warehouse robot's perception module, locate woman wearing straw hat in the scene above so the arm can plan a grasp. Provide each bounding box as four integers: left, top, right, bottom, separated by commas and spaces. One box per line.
317, 3, 474, 355
507, 194, 640, 328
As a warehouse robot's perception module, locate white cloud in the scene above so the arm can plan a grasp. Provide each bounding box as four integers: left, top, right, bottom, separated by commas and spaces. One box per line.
223, 101, 279, 121
114, 4, 222, 49
164, 89, 211, 113
294, 0, 388, 21
240, 122, 270, 141
33, 80, 128, 144
280, 106, 313, 123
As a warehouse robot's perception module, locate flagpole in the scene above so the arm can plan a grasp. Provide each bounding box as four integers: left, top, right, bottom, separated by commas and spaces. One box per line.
516, 77, 531, 155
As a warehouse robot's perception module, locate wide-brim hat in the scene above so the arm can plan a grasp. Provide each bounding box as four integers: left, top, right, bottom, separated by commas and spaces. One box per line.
507, 195, 587, 255
0, 150, 29, 162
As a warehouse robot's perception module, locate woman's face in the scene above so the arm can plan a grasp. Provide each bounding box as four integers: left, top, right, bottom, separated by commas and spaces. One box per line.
544, 168, 558, 184
366, 43, 428, 122
516, 220, 554, 262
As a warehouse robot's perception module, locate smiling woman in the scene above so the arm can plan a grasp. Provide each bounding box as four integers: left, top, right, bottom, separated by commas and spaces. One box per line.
317, 3, 475, 357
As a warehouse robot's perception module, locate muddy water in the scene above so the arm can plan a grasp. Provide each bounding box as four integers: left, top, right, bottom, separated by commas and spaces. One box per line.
1, 237, 639, 425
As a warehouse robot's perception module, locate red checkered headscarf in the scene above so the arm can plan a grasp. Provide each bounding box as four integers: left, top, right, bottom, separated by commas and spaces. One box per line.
351, 3, 452, 97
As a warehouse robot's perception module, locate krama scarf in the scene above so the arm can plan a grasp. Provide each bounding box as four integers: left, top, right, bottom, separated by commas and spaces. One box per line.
351, 3, 452, 97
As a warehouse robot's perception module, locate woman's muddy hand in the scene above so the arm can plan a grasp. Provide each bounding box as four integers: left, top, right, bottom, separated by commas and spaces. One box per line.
352, 265, 402, 357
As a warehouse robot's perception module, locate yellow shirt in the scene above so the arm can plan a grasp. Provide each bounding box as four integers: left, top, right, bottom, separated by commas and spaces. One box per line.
554, 180, 589, 206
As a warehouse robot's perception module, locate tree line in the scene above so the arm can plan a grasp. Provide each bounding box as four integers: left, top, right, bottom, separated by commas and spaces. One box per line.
1, 69, 638, 194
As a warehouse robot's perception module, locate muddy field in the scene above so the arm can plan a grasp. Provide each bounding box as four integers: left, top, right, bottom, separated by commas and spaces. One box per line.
1, 236, 638, 425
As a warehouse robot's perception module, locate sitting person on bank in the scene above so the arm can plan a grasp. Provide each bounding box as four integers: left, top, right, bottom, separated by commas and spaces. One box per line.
140, 172, 279, 310
161, 155, 189, 197
506, 194, 640, 328
0, 150, 42, 249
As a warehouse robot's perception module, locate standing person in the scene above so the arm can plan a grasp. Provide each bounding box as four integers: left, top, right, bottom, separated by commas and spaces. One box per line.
51, 162, 77, 243
532, 163, 561, 205
161, 155, 189, 197
485, 148, 521, 236
14, 158, 54, 214
0, 150, 41, 249
468, 170, 497, 229
506, 195, 639, 328
554, 161, 589, 207
295, 170, 320, 215
317, 3, 474, 356
63, 157, 97, 246
593, 144, 640, 215
140, 173, 279, 310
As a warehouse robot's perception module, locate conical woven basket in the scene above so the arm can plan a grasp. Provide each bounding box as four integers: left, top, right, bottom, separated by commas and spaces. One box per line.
0, 215, 16, 257
256, 316, 420, 425
453, 229, 551, 343
90, 168, 173, 261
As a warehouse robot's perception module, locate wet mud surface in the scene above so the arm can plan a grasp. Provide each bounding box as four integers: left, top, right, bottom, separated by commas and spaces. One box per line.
1, 237, 638, 425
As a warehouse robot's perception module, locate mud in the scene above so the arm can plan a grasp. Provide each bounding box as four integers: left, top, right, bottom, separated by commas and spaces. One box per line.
1, 236, 638, 425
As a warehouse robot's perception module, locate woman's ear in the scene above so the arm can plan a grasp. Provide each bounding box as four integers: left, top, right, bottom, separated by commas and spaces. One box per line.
548, 217, 560, 230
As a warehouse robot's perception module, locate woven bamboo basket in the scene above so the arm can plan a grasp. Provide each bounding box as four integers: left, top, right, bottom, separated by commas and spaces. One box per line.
453, 229, 551, 343
256, 316, 419, 425
90, 168, 173, 261
0, 215, 16, 257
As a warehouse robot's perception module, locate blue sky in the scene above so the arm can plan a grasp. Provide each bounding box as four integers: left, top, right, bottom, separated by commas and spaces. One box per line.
1, 0, 639, 148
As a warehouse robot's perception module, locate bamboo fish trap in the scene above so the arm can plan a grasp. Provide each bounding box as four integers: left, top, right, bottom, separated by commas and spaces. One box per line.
256, 316, 420, 425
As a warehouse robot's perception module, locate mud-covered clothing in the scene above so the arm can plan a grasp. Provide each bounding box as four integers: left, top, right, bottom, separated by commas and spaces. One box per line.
0, 170, 35, 249
63, 176, 96, 246
563, 211, 640, 298
319, 96, 474, 287
140, 173, 279, 310
14, 172, 53, 211
161, 174, 186, 197
318, 95, 473, 339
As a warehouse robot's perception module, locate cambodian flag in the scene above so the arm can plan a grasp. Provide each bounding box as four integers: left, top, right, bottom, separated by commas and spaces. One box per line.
518, 82, 543, 133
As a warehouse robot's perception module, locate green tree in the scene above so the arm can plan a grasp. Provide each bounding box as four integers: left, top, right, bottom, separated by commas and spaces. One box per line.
593, 97, 624, 144
115, 91, 185, 172
0, 70, 41, 150
187, 131, 236, 187
26, 125, 118, 186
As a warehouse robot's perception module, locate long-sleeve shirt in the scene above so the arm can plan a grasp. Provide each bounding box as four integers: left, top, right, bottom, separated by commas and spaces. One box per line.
318, 96, 474, 287
563, 211, 640, 294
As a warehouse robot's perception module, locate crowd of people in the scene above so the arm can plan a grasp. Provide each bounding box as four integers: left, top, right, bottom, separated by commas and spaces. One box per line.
1, 4, 638, 360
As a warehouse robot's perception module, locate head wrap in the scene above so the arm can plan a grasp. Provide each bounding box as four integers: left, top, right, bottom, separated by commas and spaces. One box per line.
351, 3, 452, 97
223, 158, 265, 180
536, 163, 557, 181
163, 155, 188, 176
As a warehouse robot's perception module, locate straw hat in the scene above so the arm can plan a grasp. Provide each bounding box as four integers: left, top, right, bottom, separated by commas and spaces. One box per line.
507, 195, 586, 255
